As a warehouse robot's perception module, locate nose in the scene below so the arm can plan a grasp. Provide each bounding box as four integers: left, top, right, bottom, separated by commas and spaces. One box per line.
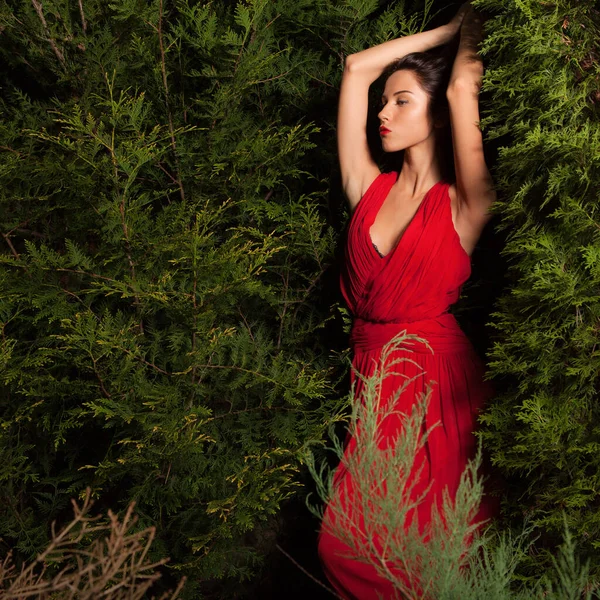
378, 102, 390, 123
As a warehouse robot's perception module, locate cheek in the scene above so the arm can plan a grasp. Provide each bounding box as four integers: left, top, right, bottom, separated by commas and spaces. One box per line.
405, 104, 425, 119
402, 107, 431, 132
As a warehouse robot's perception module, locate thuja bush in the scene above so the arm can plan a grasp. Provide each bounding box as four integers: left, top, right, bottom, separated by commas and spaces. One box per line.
470, 0, 600, 583
0, 0, 422, 596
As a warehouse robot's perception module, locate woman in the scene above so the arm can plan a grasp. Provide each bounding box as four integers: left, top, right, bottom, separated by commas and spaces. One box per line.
317, 3, 499, 598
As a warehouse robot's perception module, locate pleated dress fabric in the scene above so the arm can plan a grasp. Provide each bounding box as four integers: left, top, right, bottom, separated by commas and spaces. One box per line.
317, 171, 499, 599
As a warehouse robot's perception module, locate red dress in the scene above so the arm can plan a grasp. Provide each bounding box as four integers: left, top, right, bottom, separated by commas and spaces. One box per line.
317, 171, 499, 599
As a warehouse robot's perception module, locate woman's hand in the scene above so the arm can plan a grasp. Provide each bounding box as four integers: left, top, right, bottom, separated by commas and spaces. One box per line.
448, 2, 486, 87
447, 2, 472, 37
459, 3, 487, 52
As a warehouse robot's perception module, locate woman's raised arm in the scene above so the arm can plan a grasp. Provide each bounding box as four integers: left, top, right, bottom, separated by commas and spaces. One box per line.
446, 4, 495, 227
338, 6, 469, 211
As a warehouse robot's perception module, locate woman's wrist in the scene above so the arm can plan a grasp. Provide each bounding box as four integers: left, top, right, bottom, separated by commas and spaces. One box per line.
420, 24, 458, 50
438, 23, 460, 43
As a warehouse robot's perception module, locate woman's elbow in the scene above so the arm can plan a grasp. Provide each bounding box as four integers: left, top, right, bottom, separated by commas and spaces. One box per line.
342, 53, 376, 82
343, 53, 360, 74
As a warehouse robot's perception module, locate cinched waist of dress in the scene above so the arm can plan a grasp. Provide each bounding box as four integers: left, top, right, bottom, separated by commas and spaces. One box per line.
349, 312, 474, 355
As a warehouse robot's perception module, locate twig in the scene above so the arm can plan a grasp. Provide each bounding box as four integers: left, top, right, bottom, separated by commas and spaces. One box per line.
30, 0, 66, 68
156, 0, 185, 203
0, 488, 186, 598
1, 232, 20, 260
275, 543, 344, 599
78, 0, 87, 34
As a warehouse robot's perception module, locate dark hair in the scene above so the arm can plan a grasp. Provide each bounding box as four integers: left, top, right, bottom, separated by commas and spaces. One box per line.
379, 43, 457, 182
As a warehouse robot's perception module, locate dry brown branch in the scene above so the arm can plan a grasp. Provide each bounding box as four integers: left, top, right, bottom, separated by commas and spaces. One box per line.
1, 232, 20, 260
0, 487, 186, 599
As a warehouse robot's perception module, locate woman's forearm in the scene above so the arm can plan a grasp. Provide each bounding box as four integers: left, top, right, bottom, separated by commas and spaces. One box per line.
345, 24, 456, 83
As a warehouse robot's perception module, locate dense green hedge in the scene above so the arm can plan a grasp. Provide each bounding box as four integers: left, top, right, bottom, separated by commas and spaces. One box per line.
0, 0, 355, 596
475, 0, 600, 581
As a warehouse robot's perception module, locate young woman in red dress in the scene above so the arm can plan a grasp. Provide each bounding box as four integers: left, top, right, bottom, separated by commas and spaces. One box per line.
317, 3, 500, 598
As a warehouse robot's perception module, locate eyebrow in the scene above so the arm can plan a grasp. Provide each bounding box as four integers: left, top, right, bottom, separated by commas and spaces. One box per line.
381, 90, 414, 100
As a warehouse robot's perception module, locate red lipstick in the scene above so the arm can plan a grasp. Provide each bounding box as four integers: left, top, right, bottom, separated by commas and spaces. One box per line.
379, 126, 391, 136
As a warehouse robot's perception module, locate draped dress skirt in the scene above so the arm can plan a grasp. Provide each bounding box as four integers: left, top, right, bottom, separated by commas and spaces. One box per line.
317, 171, 499, 599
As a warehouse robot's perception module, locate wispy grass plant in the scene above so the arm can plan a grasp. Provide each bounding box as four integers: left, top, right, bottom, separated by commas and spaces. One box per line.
304, 331, 598, 599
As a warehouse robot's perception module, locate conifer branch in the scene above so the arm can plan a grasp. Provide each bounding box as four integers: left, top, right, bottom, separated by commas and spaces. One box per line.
95, 344, 309, 398
54, 267, 129, 285
0, 145, 23, 156
102, 70, 144, 333
156, 161, 179, 185
78, 0, 87, 35
106, 344, 170, 375
291, 268, 327, 325
207, 405, 303, 422
156, 0, 185, 204
13, 228, 44, 238
30, 0, 66, 68
91, 357, 112, 398
60, 286, 85, 306
247, 69, 293, 86
277, 268, 290, 348
191, 261, 198, 386
1, 232, 20, 260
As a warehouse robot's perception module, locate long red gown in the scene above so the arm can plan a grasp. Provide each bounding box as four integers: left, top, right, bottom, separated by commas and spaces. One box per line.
317, 171, 499, 599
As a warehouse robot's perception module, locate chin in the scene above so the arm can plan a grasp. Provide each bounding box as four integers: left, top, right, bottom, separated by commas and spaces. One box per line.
381, 141, 405, 153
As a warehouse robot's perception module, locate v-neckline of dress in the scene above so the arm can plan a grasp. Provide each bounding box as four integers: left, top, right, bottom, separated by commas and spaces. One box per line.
368, 175, 443, 260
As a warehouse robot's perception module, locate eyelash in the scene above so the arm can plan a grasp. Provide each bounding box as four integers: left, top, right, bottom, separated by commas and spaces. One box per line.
380, 100, 407, 108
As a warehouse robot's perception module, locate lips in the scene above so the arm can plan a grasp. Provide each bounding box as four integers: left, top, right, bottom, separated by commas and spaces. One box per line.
379, 126, 391, 136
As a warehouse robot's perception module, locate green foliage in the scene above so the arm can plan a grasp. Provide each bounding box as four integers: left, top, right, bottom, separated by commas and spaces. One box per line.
471, 0, 600, 582
0, 0, 388, 595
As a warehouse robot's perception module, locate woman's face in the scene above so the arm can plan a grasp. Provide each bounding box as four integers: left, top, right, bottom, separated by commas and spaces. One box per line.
377, 69, 435, 153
